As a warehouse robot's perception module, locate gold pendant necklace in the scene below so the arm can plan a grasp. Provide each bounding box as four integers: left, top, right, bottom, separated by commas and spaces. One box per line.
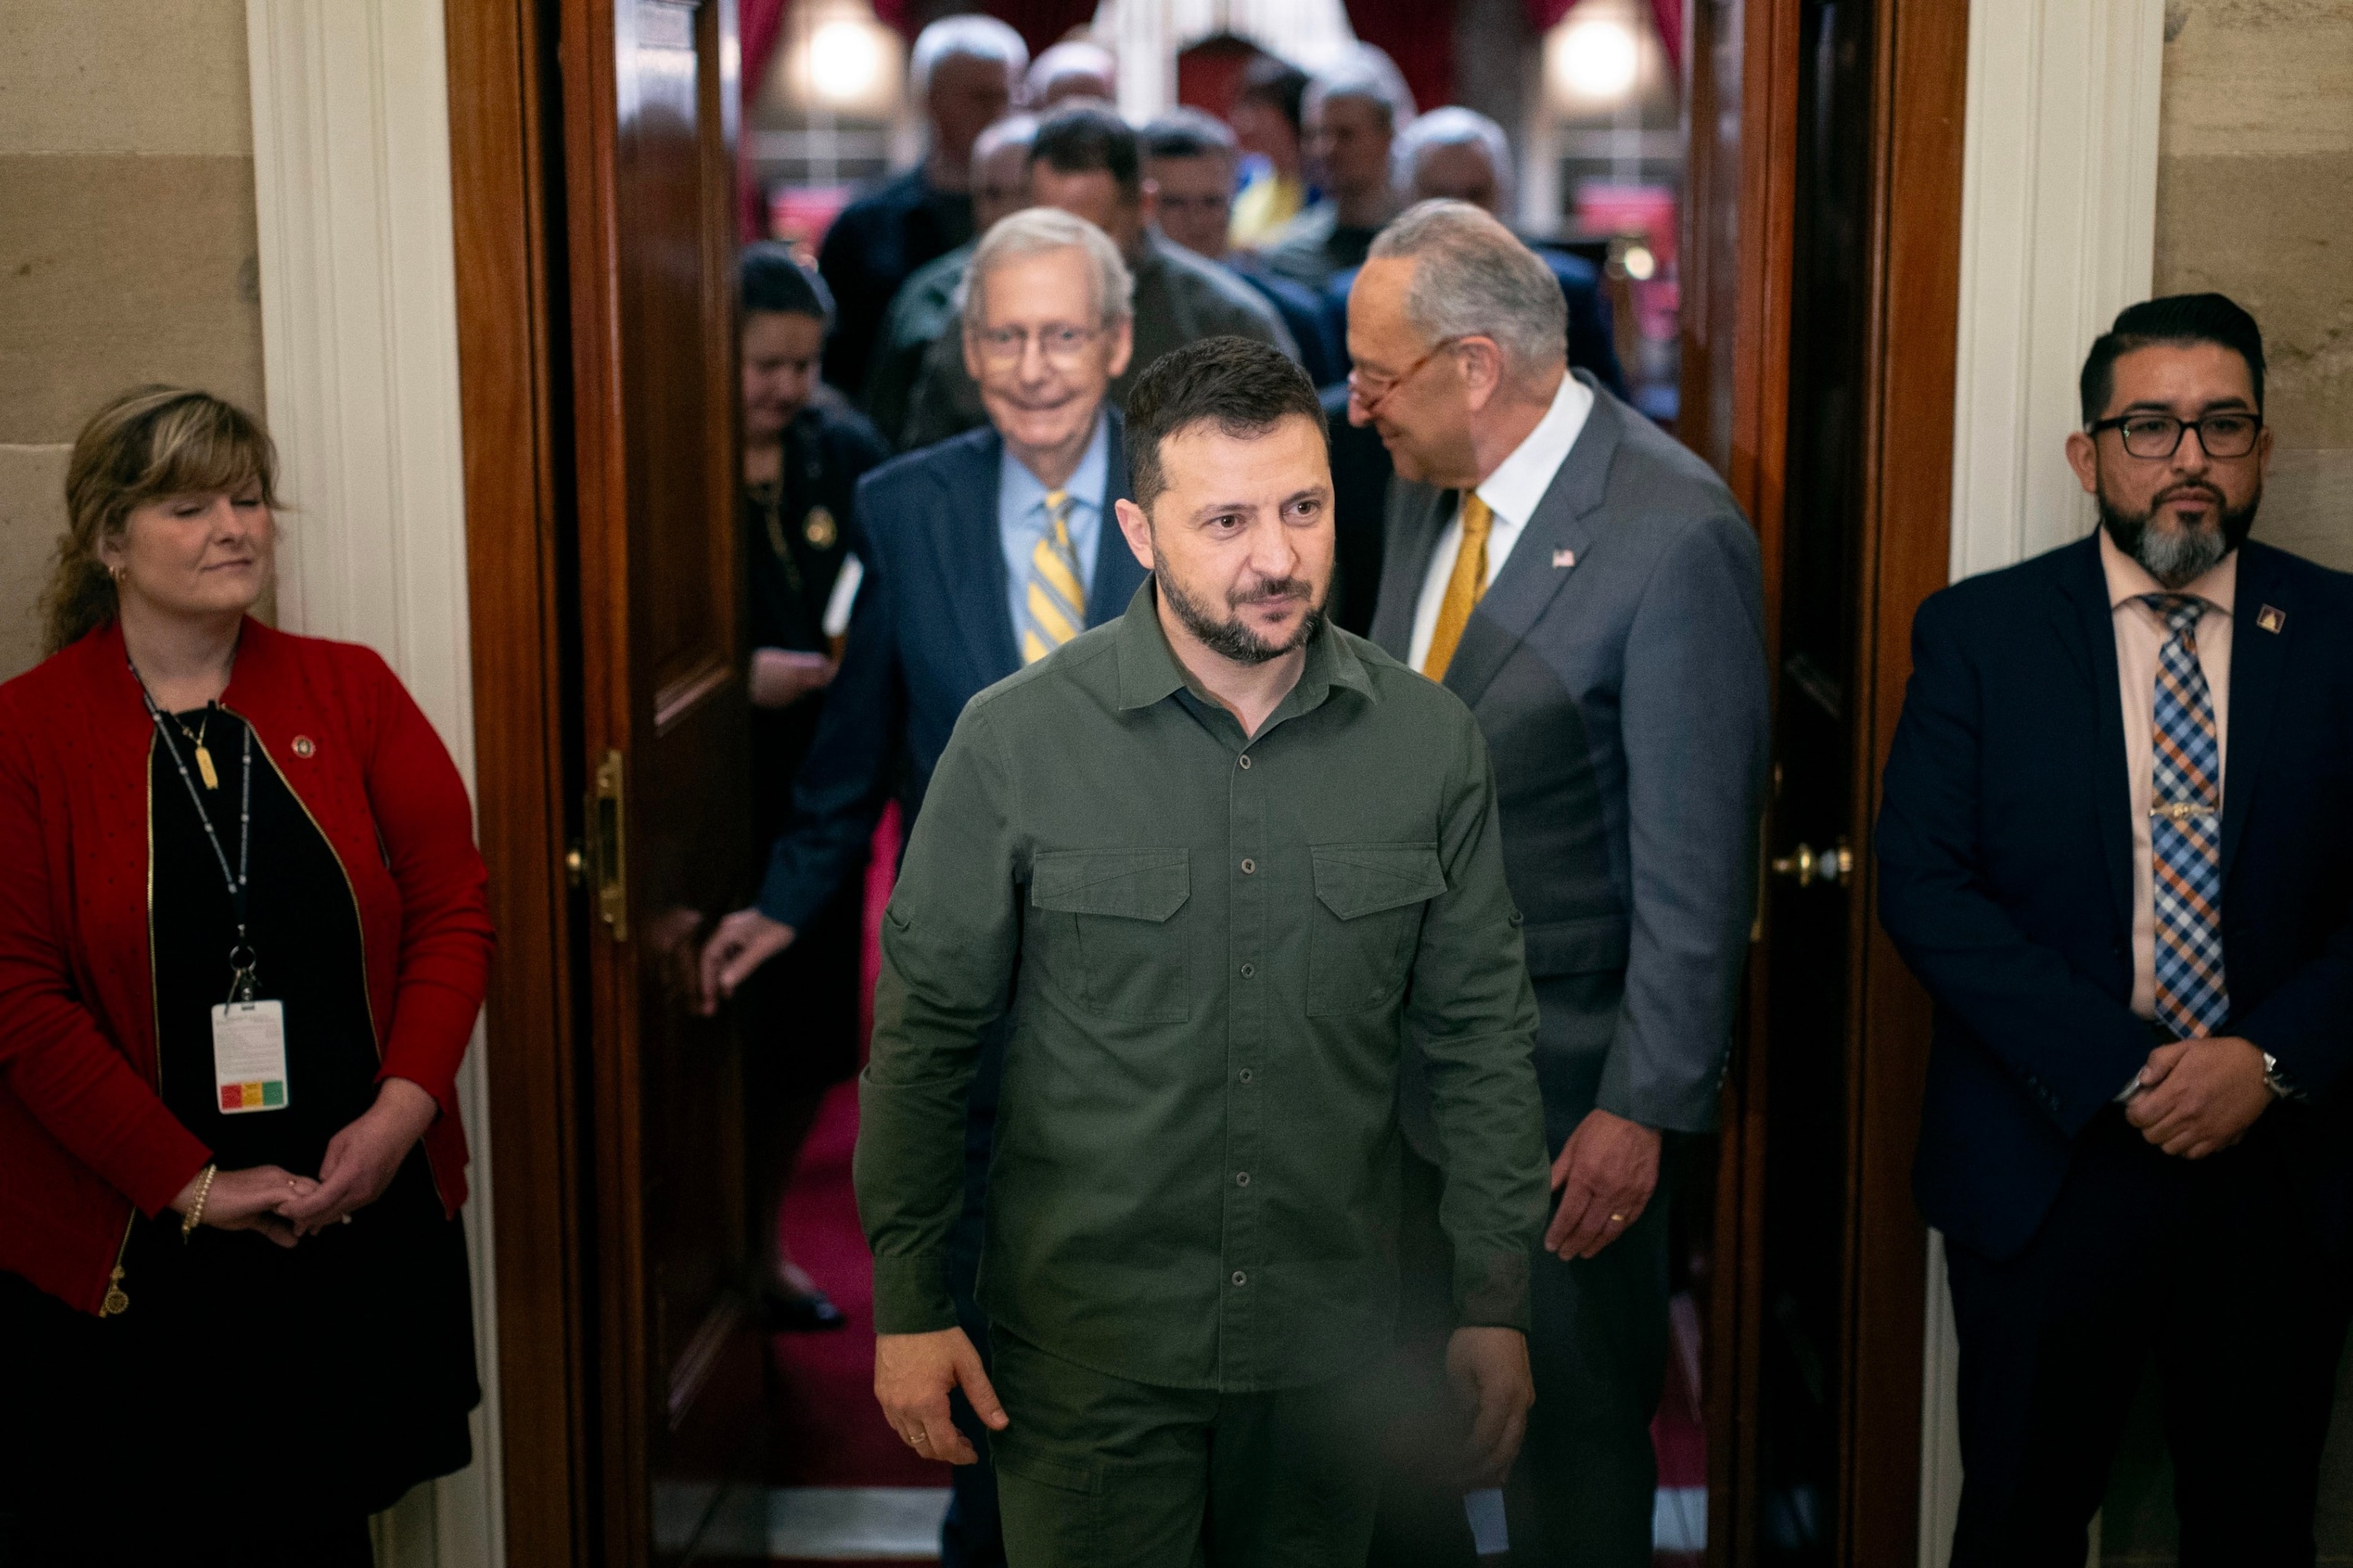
177, 707, 218, 790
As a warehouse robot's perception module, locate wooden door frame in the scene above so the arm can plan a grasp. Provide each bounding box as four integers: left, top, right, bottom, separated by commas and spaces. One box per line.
1687, 0, 1970, 1560
447, 1, 597, 1563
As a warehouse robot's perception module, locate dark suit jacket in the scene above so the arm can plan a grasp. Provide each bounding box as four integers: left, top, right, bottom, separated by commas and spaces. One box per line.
1229, 256, 1343, 386
1373, 378, 1770, 1147
817, 166, 974, 401
756, 416, 1145, 928
1877, 534, 2353, 1259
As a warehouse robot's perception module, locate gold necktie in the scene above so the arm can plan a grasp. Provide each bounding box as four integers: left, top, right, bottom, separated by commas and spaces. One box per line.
1020, 489, 1086, 665
1422, 494, 1494, 681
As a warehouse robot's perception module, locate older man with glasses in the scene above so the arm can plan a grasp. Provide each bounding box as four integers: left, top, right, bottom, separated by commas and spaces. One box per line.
700, 208, 1153, 1568
1350, 201, 1769, 1566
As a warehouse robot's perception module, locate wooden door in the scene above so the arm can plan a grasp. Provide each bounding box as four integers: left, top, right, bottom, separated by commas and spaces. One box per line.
1682, 0, 1967, 1561
561, 0, 763, 1561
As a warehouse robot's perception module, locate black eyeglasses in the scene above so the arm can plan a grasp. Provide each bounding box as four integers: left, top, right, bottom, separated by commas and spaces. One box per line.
2086, 411, 2263, 460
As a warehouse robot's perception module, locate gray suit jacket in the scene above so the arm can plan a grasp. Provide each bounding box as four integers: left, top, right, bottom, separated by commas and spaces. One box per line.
1372, 375, 1770, 1146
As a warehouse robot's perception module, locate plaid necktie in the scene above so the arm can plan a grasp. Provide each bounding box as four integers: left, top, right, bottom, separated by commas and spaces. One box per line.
2145, 593, 2230, 1038
1019, 489, 1085, 666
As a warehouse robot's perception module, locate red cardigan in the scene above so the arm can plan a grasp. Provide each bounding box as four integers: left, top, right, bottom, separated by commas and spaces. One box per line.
0, 619, 493, 1313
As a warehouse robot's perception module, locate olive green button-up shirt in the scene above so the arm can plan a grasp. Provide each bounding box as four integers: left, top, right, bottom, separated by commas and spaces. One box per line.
856, 581, 1547, 1392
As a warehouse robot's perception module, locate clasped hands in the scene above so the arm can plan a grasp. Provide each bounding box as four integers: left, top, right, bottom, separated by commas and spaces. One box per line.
168, 1077, 440, 1246
2125, 1033, 2276, 1159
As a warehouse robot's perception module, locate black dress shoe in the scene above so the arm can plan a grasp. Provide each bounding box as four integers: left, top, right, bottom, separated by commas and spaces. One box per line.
761, 1285, 847, 1332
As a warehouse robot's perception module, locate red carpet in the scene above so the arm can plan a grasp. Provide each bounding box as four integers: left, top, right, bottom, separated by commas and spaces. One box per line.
767, 807, 942, 1491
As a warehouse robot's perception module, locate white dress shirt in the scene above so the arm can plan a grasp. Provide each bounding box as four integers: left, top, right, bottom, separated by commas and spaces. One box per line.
1407, 371, 1597, 671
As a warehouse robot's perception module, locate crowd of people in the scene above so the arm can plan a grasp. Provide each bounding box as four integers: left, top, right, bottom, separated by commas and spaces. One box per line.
0, 13, 2342, 1568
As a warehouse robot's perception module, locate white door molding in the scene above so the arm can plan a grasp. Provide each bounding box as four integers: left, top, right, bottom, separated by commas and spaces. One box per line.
1924, 2, 2162, 1564
1947, 0, 2163, 583
1091, 0, 1360, 125
244, 4, 501, 1564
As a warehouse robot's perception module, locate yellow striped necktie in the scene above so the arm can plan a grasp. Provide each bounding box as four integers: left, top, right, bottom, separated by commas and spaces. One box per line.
1422, 493, 1495, 681
1020, 489, 1086, 665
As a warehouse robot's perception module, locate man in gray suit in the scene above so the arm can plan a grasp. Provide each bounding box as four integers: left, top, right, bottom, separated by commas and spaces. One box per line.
1353, 201, 1769, 1565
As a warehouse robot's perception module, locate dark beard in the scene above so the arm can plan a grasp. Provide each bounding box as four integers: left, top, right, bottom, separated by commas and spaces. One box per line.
1157, 569, 1324, 665
2098, 480, 2260, 589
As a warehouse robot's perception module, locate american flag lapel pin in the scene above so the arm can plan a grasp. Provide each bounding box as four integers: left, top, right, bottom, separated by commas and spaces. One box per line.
1553, 548, 1576, 569
2257, 604, 2286, 633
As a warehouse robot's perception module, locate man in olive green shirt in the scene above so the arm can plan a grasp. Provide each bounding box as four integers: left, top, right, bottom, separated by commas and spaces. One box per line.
857, 337, 1548, 1564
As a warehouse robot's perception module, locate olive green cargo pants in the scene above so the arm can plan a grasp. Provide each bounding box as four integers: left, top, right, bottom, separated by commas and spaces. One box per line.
988, 1330, 1386, 1567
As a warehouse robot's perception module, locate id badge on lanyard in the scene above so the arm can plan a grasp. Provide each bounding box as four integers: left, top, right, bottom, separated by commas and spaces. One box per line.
138, 669, 290, 1115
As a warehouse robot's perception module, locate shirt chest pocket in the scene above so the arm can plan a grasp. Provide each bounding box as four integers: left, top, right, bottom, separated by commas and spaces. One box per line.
1307, 843, 1448, 1016
1030, 849, 1192, 1022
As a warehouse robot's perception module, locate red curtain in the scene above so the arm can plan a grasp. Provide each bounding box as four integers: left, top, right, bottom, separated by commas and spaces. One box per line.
869, 0, 1098, 57
1522, 0, 1683, 73
739, 0, 793, 239
1338, 0, 1455, 121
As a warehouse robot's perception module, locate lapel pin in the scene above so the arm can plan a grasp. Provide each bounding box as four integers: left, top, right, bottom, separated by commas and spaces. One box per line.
1552, 548, 1576, 569
291, 736, 316, 758
2256, 605, 2286, 634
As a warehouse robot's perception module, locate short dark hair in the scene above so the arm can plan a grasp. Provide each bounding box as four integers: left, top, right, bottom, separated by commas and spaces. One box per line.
1029, 102, 1141, 201
1125, 336, 1327, 510
1236, 56, 1310, 136
740, 243, 834, 329
2079, 292, 2266, 425
1141, 107, 1237, 163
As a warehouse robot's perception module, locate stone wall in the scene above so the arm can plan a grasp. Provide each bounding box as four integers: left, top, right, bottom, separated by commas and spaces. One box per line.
0, 2, 263, 678
2153, 0, 2353, 571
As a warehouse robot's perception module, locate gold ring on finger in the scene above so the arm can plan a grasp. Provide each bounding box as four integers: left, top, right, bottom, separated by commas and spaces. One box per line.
1608, 1213, 1625, 1224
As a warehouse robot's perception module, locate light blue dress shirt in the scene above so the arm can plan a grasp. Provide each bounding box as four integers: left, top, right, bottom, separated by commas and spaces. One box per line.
997, 413, 1109, 644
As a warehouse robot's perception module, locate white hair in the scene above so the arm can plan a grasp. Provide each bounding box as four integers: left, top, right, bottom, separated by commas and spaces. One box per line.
1367, 199, 1566, 379
1303, 45, 1417, 133
1395, 106, 1514, 214
959, 208, 1135, 334
910, 15, 1028, 97
1025, 40, 1118, 103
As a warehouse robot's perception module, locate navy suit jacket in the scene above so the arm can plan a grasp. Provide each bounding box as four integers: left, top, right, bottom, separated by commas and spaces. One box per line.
1878, 533, 2353, 1259
757, 417, 1145, 928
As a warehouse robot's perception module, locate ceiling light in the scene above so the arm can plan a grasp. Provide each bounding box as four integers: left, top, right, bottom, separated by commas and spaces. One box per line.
1557, 18, 1639, 100
808, 18, 884, 105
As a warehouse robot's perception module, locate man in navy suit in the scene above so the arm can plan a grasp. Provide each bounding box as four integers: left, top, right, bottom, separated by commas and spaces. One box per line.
700, 207, 1150, 1568
1880, 293, 2353, 1566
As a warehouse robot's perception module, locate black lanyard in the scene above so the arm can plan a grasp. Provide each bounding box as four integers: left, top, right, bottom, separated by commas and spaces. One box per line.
133, 673, 258, 1003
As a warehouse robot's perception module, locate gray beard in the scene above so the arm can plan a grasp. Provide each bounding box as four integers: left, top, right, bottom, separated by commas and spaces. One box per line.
2097, 485, 2260, 590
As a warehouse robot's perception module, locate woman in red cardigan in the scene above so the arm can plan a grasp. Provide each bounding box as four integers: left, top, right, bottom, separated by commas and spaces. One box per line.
0, 387, 494, 1567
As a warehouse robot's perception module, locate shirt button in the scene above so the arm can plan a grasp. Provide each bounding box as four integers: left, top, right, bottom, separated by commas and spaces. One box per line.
1238, 755, 1252, 770
1232, 1271, 1248, 1287
1240, 963, 1255, 978
1240, 858, 1255, 874
1235, 1171, 1251, 1187
1238, 1068, 1253, 1083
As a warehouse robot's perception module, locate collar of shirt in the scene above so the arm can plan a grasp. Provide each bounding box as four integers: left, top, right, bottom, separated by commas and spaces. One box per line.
1113, 579, 1373, 735
999, 411, 1111, 621
1470, 368, 1596, 577
2097, 524, 2238, 623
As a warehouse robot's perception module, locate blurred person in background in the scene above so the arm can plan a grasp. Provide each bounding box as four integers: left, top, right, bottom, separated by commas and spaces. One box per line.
864, 113, 1039, 449
1227, 55, 1311, 251
1023, 38, 1117, 109
732, 246, 892, 1332
1139, 108, 1340, 385
898, 101, 1295, 452
1389, 106, 1624, 398
1257, 46, 1414, 293
0, 388, 493, 1566
819, 16, 1026, 398
701, 209, 1150, 1568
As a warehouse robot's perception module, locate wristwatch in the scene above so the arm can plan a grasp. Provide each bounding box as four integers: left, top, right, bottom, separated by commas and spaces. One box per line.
2261, 1049, 2303, 1102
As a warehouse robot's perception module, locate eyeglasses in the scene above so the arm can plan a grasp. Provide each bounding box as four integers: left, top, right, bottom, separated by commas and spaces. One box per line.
2086, 411, 2263, 460
1347, 336, 1463, 417
970, 323, 1104, 368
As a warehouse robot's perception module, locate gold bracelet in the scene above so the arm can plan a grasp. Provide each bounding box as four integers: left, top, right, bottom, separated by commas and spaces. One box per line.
180, 1163, 218, 1241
